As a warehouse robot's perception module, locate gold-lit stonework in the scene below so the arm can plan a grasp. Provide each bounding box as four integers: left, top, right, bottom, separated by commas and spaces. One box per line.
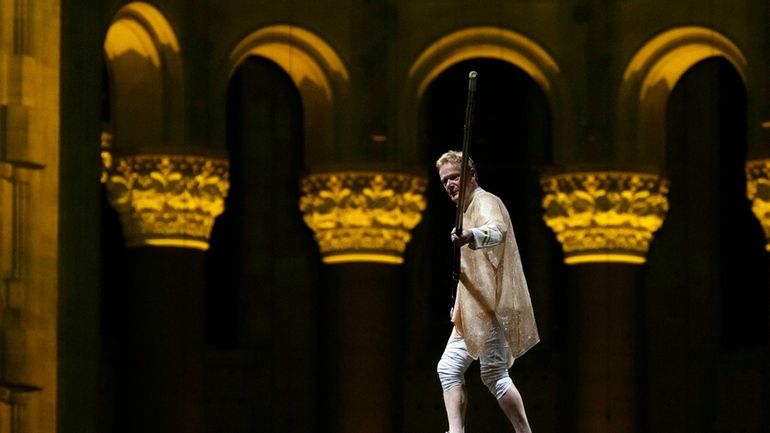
102, 154, 229, 250
300, 172, 427, 264
101, 130, 114, 183
541, 171, 669, 264
746, 159, 770, 251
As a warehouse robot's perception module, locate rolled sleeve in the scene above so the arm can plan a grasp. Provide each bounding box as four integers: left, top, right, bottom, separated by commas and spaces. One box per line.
469, 224, 503, 249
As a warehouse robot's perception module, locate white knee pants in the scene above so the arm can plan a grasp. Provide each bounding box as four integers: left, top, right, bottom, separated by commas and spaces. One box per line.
437, 326, 514, 399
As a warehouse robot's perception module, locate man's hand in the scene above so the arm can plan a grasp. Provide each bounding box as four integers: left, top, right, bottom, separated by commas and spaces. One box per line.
450, 228, 473, 247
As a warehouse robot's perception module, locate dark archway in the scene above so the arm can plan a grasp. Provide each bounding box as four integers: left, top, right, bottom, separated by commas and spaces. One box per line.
644, 57, 768, 433
204, 56, 323, 432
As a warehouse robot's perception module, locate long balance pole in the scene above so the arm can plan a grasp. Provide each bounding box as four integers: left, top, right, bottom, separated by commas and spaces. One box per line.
451, 71, 478, 306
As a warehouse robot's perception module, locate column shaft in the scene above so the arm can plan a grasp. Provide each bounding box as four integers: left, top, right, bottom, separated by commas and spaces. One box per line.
568, 264, 642, 433
323, 264, 402, 433
114, 248, 205, 433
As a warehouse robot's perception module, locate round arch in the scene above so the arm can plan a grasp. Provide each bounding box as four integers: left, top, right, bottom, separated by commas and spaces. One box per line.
618, 26, 748, 165
227, 25, 350, 166
404, 26, 568, 162
104, 1, 184, 150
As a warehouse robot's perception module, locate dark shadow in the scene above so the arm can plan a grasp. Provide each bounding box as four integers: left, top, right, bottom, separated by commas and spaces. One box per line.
644, 57, 768, 433
204, 56, 323, 433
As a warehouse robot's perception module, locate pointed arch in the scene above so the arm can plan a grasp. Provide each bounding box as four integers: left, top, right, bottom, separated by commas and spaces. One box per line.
103, 1, 184, 150
227, 25, 350, 165
618, 26, 747, 165
404, 26, 569, 162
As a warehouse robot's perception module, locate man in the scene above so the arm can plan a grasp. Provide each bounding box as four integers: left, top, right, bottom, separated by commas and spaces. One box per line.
435, 150, 539, 433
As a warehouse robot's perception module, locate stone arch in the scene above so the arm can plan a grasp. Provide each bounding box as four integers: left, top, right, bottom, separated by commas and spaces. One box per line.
227, 25, 350, 166
404, 26, 569, 162
618, 26, 747, 165
103, 1, 184, 150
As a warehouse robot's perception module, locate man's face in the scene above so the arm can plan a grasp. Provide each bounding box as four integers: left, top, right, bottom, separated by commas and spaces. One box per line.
438, 163, 464, 204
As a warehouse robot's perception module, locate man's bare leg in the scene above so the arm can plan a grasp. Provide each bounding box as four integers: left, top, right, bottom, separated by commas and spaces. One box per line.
497, 383, 532, 433
443, 385, 467, 433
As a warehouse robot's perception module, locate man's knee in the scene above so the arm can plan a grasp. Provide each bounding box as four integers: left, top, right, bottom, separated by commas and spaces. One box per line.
480, 366, 512, 399
437, 355, 465, 392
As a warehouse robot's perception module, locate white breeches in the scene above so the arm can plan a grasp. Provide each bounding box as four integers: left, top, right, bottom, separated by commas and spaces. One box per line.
437, 326, 513, 399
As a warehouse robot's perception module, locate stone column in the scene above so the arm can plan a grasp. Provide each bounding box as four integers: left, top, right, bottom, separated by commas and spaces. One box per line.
300, 171, 426, 433
102, 152, 229, 433
746, 158, 770, 342
1, 0, 60, 430
746, 158, 770, 253
541, 171, 669, 433
0, 162, 44, 433
322, 263, 403, 433
101, 152, 230, 250
0, 385, 42, 433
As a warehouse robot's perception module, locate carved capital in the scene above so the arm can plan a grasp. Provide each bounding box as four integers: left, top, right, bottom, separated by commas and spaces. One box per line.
102, 153, 230, 250
746, 159, 770, 252
299, 172, 427, 264
540, 171, 669, 264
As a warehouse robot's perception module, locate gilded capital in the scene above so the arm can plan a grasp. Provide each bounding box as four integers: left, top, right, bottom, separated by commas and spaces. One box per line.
102, 153, 230, 250
746, 159, 770, 252
540, 171, 669, 264
299, 171, 427, 264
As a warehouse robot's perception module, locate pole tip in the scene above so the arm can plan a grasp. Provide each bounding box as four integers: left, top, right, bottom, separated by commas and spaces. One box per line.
468, 71, 478, 90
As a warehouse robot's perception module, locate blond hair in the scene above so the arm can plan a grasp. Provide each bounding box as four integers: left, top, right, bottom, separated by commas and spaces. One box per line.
435, 150, 476, 172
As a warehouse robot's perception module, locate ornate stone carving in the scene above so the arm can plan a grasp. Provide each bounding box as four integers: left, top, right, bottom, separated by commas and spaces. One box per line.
540, 171, 669, 264
746, 159, 770, 251
299, 172, 427, 264
102, 153, 230, 250
100, 130, 114, 184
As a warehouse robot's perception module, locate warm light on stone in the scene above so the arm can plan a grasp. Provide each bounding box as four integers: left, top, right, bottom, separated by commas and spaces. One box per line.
102, 153, 230, 250
540, 171, 669, 264
746, 159, 770, 252
299, 171, 427, 264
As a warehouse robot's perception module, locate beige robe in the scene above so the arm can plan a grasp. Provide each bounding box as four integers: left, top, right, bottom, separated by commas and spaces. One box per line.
452, 187, 539, 366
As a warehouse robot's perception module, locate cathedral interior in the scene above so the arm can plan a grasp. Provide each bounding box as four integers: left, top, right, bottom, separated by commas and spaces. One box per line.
0, 0, 769, 432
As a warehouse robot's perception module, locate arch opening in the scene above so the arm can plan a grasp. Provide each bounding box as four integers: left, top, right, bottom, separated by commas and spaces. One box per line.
644, 56, 767, 431
403, 26, 569, 164
618, 26, 747, 164
227, 25, 350, 166
103, 1, 183, 151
